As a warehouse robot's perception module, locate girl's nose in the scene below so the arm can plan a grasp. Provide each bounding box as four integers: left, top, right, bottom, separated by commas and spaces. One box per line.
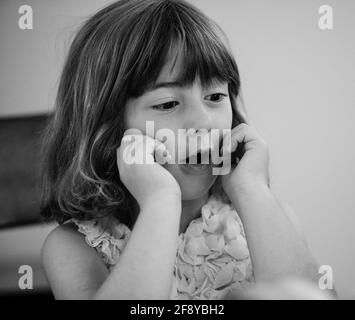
185, 102, 213, 134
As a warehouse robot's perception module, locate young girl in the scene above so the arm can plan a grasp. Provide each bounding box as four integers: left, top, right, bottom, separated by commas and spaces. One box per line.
40, 0, 319, 300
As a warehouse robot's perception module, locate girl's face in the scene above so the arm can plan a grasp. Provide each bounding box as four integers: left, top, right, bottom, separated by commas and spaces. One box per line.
124, 55, 233, 200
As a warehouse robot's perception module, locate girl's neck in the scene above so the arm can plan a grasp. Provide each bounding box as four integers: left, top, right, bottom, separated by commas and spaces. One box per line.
179, 193, 209, 234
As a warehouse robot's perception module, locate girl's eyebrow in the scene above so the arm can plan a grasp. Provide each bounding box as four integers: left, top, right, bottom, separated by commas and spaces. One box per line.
144, 79, 226, 94
145, 80, 187, 93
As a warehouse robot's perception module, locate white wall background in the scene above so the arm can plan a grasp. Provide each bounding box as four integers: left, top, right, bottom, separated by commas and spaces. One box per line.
0, 0, 354, 298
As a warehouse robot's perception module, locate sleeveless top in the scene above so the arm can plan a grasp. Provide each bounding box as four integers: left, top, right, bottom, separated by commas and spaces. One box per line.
70, 193, 254, 300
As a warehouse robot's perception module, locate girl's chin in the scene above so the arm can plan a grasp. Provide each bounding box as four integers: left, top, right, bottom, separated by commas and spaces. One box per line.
180, 188, 210, 201
173, 166, 217, 200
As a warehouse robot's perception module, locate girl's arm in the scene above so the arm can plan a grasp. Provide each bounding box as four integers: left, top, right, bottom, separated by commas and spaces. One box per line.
94, 192, 181, 299
219, 123, 319, 284
42, 133, 183, 299
230, 182, 319, 283
42, 192, 181, 300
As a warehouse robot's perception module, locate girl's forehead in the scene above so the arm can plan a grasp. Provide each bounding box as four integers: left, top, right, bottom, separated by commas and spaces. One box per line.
154, 49, 225, 90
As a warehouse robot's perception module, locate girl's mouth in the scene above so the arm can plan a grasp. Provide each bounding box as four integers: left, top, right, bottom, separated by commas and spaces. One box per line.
179, 149, 213, 174
180, 162, 212, 174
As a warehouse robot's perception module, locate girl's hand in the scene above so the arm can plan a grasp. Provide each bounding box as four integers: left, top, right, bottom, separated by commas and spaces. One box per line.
219, 123, 270, 198
117, 130, 181, 207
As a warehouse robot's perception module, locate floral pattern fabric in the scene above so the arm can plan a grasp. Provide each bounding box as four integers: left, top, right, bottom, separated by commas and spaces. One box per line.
71, 194, 254, 300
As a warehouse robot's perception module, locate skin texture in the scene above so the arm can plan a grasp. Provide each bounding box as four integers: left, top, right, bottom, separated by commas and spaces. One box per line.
123, 49, 233, 233
42, 48, 323, 301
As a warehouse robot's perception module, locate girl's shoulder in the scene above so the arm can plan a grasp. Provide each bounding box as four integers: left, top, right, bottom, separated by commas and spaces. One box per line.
43, 220, 85, 255
42, 220, 101, 268
41, 220, 115, 299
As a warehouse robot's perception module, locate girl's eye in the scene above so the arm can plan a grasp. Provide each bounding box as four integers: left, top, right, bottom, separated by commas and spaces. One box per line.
151, 101, 178, 111
151, 93, 227, 111
207, 93, 228, 102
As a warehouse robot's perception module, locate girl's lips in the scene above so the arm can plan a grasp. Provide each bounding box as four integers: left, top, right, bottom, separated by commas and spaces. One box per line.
180, 163, 212, 175
178, 147, 214, 165
177, 132, 219, 164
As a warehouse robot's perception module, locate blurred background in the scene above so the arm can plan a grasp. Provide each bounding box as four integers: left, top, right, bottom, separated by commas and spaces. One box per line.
0, 0, 354, 298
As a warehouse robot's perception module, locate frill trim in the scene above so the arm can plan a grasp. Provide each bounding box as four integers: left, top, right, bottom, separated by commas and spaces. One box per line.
170, 194, 254, 300
71, 216, 131, 270
71, 194, 254, 299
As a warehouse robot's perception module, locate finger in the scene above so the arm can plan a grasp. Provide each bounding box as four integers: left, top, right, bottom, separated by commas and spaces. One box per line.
138, 135, 155, 164
221, 124, 248, 155
119, 128, 144, 164
220, 130, 236, 166
119, 133, 140, 159
154, 139, 172, 165
221, 131, 233, 157
140, 135, 171, 165
232, 123, 266, 148
121, 135, 144, 166
222, 124, 260, 158
118, 133, 173, 167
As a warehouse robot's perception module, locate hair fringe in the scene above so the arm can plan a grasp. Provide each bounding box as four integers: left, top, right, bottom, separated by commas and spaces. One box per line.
39, 0, 247, 228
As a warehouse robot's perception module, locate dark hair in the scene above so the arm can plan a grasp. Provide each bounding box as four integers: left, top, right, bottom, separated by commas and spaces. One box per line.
39, 0, 249, 228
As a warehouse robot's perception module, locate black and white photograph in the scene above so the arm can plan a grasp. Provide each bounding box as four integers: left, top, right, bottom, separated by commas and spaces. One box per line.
0, 0, 354, 303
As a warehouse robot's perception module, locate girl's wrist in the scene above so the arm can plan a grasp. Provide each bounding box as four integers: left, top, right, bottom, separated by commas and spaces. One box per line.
226, 180, 274, 219
139, 191, 182, 213
226, 179, 271, 201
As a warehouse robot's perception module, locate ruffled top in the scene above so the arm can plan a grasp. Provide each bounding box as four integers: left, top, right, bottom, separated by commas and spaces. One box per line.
71, 193, 254, 300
